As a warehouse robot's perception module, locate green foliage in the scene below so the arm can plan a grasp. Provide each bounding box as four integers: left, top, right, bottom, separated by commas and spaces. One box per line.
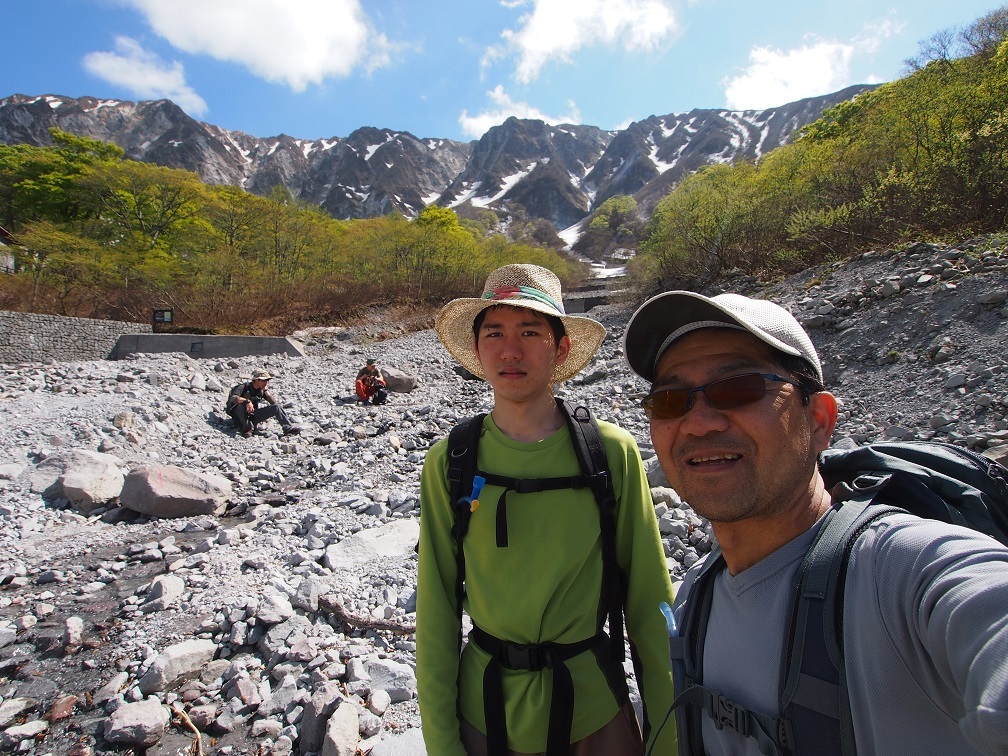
14, 220, 110, 314
0, 128, 123, 230
635, 5, 1008, 294
414, 204, 462, 229
457, 207, 501, 238
0, 137, 572, 331
575, 195, 644, 261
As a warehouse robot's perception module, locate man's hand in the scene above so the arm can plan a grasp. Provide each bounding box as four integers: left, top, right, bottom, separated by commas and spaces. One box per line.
245, 400, 254, 415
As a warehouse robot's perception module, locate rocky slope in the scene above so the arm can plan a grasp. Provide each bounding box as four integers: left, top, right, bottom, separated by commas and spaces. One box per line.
0, 238, 1007, 755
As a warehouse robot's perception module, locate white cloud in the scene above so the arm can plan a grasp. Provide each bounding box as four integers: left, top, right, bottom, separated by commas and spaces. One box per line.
458, 84, 581, 138
723, 20, 902, 110
82, 36, 208, 115
122, 0, 397, 91
493, 0, 679, 84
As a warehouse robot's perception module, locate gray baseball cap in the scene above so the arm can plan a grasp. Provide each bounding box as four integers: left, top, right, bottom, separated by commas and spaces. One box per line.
623, 291, 823, 384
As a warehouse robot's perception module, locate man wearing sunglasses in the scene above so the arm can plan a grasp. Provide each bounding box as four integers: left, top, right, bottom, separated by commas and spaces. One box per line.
623, 290, 1008, 755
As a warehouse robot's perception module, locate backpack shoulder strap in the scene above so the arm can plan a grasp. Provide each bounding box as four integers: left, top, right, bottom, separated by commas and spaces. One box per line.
556, 398, 615, 512
555, 398, 634, 717
444, 412, 486, 746
445, 413, 486, 614
780, 499, 903, 756
556, 397, 619, 611
671, 547, 724, 755
447, 413, 486, 541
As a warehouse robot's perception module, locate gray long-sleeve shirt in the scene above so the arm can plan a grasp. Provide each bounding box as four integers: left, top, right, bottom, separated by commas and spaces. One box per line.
673, 512, 1008, 754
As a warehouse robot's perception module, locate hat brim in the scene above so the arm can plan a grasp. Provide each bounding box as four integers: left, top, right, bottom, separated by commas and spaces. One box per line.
623, 291, 807, 382
435, 297, 606, 382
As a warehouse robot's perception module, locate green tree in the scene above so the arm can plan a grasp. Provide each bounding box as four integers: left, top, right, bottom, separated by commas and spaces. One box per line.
79, 160, 207, 252
574, 195, 643, 259
14, 220, 109, 313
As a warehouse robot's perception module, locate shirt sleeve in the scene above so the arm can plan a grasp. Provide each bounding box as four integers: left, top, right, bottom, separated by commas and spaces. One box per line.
226, 383, 246, 410
871, 518, 1008, 754
607, 424, 679, 754
416, 440, 467, 756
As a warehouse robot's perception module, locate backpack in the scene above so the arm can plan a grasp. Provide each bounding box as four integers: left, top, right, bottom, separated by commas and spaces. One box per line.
225, 382, 249, 413
670, 440, 1008, 756
444, 398, 639, 756
373, 385, 388, 405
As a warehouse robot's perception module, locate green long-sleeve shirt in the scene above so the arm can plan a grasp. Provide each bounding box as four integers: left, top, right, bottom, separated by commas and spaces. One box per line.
417, 413, 677, 754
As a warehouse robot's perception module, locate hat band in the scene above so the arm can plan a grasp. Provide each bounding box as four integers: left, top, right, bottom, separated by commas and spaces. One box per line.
654, 321, 745, 373
482, 285, 565, 314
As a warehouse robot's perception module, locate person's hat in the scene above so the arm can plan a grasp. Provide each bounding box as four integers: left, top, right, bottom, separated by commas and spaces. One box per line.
366, 358, 376, 365
252, 368, 272, 380
623, 291, 822, 384
435, 264, 606, 382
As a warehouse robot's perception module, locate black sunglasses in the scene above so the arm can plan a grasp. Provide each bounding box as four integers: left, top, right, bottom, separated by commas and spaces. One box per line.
642, 373, 805, 420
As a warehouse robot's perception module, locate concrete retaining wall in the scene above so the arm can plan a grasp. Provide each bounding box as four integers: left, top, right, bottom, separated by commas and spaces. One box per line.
0, 311, 306, 364
112, 334, 305, 360
0, 311, 152, 364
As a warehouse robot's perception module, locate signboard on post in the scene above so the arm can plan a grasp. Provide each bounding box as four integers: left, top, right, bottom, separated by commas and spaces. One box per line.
153, 309, 173, 332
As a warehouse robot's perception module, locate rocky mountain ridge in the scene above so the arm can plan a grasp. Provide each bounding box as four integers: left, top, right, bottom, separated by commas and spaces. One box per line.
0, 238, 1006, 754
0, 86, 873, 239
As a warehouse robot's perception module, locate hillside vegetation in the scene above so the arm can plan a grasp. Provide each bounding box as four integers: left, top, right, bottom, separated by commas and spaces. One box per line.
0, 135, 575, 333
627, 6, 1008, 295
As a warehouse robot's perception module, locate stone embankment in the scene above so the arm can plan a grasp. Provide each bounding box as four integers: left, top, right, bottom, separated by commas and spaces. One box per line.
0, 312, 151, 364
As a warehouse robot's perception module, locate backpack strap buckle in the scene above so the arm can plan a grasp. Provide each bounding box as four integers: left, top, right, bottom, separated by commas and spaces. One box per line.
500, 641, 554, 671
709, 693, 748, 737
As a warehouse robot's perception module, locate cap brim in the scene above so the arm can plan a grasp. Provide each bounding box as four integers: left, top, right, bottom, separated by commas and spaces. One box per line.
435, 297, 606, 382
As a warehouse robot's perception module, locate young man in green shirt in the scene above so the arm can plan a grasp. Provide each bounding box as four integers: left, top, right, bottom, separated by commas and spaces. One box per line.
417, 264, 676, 755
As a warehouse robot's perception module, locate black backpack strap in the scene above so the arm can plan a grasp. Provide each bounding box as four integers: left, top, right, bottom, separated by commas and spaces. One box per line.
478, 470, 589, 548
445, 413, 486, 744
555, 399, 632, 706
472, 625, 606, 756
446, 413, 487, 610
555, 401, 621, 641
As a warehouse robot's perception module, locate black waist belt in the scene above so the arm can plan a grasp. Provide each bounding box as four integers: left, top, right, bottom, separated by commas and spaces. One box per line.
471, 625, 611, 756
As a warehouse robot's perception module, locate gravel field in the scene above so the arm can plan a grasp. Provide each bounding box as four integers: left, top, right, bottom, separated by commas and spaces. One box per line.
0, 238, 1006, 755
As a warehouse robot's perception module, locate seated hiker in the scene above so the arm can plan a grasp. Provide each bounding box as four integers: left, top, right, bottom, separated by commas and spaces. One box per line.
355, 358, 388, 404
226, 368, 301, 437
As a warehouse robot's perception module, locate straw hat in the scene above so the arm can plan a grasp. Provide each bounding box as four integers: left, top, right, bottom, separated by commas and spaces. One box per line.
435, 264, 606, 382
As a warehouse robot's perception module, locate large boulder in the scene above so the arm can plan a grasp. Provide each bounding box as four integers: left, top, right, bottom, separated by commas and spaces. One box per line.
138, 639, 218, 694
140, 574, 186, 613
365, 658, 417, 703
321, 701, 361, 756
103, 698, 170, 746
323, 520, 420, 572
120, 464, 232, 518
380, 367, 418, 393
299, 681, 343, 754
31, 450, 125, 513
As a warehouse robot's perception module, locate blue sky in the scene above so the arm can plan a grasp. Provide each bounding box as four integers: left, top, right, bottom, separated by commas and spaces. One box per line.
1, 0, 1001, 143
